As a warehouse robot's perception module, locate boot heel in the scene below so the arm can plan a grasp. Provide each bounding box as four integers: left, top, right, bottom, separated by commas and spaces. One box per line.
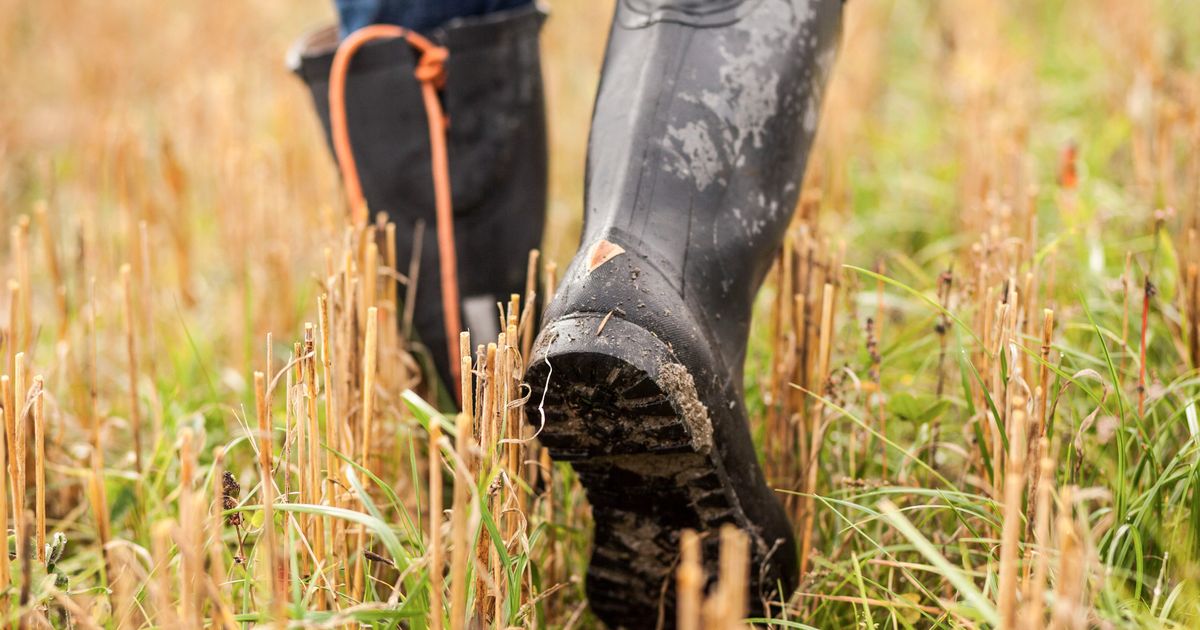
528, 313, 762, 625
527, 314, 714, 462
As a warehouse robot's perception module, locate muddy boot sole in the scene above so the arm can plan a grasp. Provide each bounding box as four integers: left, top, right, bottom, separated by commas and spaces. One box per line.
527, 314, 788, 628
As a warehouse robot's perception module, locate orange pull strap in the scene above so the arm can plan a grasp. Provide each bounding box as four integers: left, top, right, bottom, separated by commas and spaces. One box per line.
329, 25, 463, 401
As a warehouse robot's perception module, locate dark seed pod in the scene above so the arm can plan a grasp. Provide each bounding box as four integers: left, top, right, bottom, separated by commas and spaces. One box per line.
222, 471, 241, 499
222, 471, 244, 527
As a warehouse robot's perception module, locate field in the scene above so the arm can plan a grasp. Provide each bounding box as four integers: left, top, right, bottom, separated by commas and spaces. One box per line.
2, 0, 1200, 627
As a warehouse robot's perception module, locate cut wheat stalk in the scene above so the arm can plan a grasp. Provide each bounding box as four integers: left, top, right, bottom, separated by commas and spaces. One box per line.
490, 331, 507, 624
33, 375, 45, 565
1, 374, 12, 557
178, 428, 199, 627
282, 343, 297, 549
151, 519, 179, 627
360, 307, 378, 474
543, 260, 558, 306
473, 341, 494, 622
1022, 454, 1054, 630
207, 447, 237, 628
5, 279, 15, 379
702, 524, 750, 629
12, 219, 30, 354
317, 293, 347, 597
138, 220, 157, 385
254, 370, 286, 623
353, 307, 379, 603
14, 351, 27, 550
676, 529, 702, 630
120, 264, 143, 474
302, 323, 326, 609
109, 544, 143, 630
998, 398, 1027, 629
362, 240, 379, 331
799, 282, 835, 577
505, 314, 524, 529
34, 202, 67, 341
449, 410, 473, 630
0, 376, 8, 600
521, 250, 539, 361
1025, 309, 1055, 541
1049, 487, 1083, 630
86, 278, 110, 558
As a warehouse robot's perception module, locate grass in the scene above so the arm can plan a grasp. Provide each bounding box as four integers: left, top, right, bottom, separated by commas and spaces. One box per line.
2, 0, 1200, 627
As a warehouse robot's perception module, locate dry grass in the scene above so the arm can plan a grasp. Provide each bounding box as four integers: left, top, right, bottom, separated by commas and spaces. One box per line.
0, 0, 1198, 627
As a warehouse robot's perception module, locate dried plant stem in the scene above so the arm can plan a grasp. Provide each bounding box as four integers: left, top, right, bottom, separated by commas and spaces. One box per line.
705, 525, 749, 629
178, 429, 199, 627
34, 202, 68, 341
543, 261, 558, 305
1050, 488, 1083, 630
254, 371, 285, 623
87, 279, 112, 554
317, 293, 346, 596
318, 294, 339, 490
361, 307, 378, 473
676, 530, 702, 630
998, 400, 1027, 630
33, 376, 45, 565
208, 447, 237, 628
799, 282, 835, 577
1026, 309, 1055, 540
151, 520, 179, 627
2, 374, 13, 550
12, 219, 30, 353
491, 333, 506, 623
1023, 455, 1054, 630
6, 281, 17, 382
522, 250, 539, 361
138, 221, 157, 384
363, 240, 379, 329
449, 411, 472, 630
303, 324, 326, 609
354, 308, 379, 603
722, 525, 749, 628
448, 335, 474, 630
14, 352, 26, 549
475, 343, 497, 622
121, 264, 143, 474
0, 376, 9, 597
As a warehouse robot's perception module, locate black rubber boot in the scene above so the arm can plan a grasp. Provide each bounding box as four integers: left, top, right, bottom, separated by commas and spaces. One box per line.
289, 5, 547, 393
525, 0, 841, 625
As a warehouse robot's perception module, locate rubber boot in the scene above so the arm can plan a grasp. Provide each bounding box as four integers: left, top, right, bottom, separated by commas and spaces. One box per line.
525, 0, 841, 625
289, 5, 548, 394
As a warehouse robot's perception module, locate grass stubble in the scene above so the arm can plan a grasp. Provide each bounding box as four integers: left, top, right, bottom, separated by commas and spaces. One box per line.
0, 0, 1198, 627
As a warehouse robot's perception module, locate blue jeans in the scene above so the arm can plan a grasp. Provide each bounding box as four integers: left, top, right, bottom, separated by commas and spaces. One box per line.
336, 0, 533, 36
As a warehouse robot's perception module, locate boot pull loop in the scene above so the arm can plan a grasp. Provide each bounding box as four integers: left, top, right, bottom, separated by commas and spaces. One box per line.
329, 25, 463, 401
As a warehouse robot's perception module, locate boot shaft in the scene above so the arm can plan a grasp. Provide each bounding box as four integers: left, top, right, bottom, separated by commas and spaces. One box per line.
289, 5, 548, 391
578, 0, 842, 369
